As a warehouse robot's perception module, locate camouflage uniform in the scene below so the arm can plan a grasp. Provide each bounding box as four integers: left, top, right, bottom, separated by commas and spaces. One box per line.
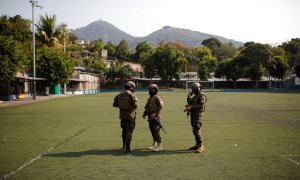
186, 83, 207, 153
144, 94, 163, 143
143, 84, 164, 151
113, 82, 138, 152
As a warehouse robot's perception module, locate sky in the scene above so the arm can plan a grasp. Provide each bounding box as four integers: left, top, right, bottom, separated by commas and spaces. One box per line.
0, 0, 300, 45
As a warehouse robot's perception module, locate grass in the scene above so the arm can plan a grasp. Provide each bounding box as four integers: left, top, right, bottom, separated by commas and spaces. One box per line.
0, 92, 299, 179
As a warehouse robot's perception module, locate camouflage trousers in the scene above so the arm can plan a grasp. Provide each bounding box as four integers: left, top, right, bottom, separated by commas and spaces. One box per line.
120, 119, 136, 146
190, 112, 203, 146
148, 119, 161, 143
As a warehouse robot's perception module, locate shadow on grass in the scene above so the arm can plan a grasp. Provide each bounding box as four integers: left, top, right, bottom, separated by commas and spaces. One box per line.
43, 148, 194, 158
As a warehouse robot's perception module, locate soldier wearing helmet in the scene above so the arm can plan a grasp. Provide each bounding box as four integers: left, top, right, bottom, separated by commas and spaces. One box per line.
185, 82, 207, 153
143, 84, 164, 152
113, 81, 139, 153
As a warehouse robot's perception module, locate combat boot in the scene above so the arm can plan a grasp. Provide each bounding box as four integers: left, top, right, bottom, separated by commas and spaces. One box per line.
188, 143, 200, 150
153, 143, 163, 152
124, 144, 132, 153
195, 145, 205, 153
148, 141, 157, 150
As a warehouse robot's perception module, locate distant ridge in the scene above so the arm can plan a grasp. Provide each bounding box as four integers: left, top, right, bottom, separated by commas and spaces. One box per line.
72, 20, 136, 45
72, 20, 244, 49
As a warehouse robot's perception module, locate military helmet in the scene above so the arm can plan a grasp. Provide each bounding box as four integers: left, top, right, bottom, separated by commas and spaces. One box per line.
148, 84, 158, 91
125, 81, 136, 88
191, 82, 201, 91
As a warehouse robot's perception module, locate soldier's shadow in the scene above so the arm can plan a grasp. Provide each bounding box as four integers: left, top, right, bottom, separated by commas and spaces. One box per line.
43, 148, 193, 158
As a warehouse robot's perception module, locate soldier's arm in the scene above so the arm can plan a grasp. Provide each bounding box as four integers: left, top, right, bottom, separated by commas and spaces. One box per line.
143, 100, 149, 118
155, 96, 163, 112
130, 94, 138, 109
187, 91, 193, 104
113, 95, 119, 107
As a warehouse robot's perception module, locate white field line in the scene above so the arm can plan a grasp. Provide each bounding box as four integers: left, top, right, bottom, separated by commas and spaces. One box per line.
281, 154, 300, 165
2, 148, 54, 179
1, 125, 92, 180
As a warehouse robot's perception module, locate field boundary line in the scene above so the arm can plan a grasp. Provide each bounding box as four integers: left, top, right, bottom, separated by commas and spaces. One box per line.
281, 154, 300, 165
1, 125, 92, 180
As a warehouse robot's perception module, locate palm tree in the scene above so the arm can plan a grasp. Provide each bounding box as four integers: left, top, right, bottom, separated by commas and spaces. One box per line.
36, 14, 67, 47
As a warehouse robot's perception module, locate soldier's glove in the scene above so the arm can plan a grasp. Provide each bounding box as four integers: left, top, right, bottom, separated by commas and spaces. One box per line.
142, 111, 147, 119
184, 105, 192, 112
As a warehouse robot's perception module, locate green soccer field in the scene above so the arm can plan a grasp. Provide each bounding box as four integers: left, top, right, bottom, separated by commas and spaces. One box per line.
0, 92, 300, 179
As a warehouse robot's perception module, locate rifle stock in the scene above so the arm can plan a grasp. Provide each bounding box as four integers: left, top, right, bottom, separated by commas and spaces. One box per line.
154, 118, 167, 134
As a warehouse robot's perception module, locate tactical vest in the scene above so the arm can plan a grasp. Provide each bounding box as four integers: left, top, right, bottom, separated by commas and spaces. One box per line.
191, 92, 207, 112
146, 95, 162, 119
148, 96, 157, 112
118, 91, 133, 110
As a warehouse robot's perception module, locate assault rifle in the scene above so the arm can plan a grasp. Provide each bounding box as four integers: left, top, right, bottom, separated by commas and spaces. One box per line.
184, 105, 191, 119
143, 110, 167, 134
184, 91, 193, 119
153, 118, 167, 134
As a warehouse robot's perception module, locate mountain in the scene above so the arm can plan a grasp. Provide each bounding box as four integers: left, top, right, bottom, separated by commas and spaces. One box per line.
72, 20, 244, 49
144, 26, 243, 48
72, 20, 136, 45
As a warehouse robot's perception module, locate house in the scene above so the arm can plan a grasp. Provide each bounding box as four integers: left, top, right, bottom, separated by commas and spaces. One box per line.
0, 67, 47, 100
70, 50, 89, 58
66, 67, 101, 94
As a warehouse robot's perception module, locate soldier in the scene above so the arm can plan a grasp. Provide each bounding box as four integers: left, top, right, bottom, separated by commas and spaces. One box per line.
184, 82, 207, 153
143, 84, 164, 152
113, 81, 138, 153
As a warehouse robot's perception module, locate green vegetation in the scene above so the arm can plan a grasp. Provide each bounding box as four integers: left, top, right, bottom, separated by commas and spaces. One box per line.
36, 46, 75, 87
0, 35, 28, 82
1, 14, 300, 90
36, 14, 67, 47
152, 43, 188, 87
0, 92, 299, 179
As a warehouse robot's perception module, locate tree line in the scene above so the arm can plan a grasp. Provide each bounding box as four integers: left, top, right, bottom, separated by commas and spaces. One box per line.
1, 14, 300, 89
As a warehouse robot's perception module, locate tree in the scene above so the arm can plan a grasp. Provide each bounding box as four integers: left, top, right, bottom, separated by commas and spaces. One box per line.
90, 60, 106, 73
135, 41, 156, 79
215, 56, 247, 88
214, 59, 228, 79
0, 35, 28, 99
228, 56, 247, 88
0, 35, 28, 81
88, 39, 105, 54
153, 44, 188, 87
85, 57, 107, 75
240, 42, 271, 88
68, 32, 78, 44
135, 41, 154, 62
36, 47, 75, 88
0, 15, 31, 42
198, 61, 208, 81
198, 55, 218, 81
202, 38, 222, 57
267, 56, 289, 80
214, 42, 238, 60
36, 14, 67, 47
270, 46, 285, 57
140, 51, 156, 80
202, 38, 222, 49
116, 39, 130, 60
105, 61, 133, 83
105, 41, 116, 59
281, 38, 300, 67
184, 46, 212, 72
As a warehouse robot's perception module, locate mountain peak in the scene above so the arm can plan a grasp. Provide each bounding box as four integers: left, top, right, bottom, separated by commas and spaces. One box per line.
73, 20, 244, 49
162, 25, 172, 29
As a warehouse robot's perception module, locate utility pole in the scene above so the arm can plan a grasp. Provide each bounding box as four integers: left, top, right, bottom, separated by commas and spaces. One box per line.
30, 0, 43, 100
